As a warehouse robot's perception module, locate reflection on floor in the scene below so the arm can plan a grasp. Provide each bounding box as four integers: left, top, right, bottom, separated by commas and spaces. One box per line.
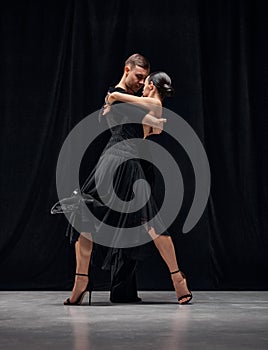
0, 291, 267, 350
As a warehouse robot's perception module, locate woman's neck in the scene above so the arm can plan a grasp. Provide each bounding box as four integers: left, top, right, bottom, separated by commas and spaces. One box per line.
148, 90, 162, 103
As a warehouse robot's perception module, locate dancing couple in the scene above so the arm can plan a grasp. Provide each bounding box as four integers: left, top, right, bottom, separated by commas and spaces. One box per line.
51, 53, 192, 305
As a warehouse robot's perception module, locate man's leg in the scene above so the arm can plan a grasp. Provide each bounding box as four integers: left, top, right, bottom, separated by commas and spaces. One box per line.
110, 249, 141, 303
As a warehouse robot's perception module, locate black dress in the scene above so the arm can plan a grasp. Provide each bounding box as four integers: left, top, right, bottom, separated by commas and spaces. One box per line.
51, 87, 169, 300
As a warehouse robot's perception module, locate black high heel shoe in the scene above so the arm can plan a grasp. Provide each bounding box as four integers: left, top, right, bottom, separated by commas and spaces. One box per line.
64, 273, 93, 306
170, 269, 192, 305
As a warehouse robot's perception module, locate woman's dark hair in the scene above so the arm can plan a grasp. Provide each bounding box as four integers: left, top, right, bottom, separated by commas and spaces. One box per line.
148, 71, 174, 99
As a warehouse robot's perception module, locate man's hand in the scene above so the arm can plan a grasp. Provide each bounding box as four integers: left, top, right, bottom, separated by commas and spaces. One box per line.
142, 116, 167, 137
148, 127, 164, 136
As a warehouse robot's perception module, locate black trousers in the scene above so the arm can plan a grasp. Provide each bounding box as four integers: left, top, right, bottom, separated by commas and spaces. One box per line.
90, 244, 140, 302
110, 249, 140, 302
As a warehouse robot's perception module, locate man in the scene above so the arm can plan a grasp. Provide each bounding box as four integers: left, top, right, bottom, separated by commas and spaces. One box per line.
66, 53, 150, 304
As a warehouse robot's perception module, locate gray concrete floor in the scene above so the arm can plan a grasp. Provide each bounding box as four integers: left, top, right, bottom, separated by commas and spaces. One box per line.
0, 291, 267, 350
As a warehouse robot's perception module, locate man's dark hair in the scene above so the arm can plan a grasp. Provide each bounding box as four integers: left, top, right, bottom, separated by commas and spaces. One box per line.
125, 53, 150, 72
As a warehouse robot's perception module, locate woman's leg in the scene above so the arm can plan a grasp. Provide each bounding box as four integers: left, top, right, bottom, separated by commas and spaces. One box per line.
148, 228, 192, 304
65, 233, 93, 303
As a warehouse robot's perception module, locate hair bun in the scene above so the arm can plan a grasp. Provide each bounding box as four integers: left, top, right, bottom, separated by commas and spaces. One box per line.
163, 84, 174, 96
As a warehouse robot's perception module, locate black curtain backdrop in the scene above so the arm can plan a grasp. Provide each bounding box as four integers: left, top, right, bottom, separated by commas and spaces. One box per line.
0, 0, 267, 291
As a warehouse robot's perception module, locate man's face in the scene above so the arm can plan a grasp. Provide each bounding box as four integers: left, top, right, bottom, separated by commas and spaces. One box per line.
125, 65, 149, 94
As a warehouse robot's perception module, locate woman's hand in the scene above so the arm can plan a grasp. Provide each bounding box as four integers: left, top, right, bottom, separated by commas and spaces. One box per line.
102, 102, 111, 115
102, 92, 114, 115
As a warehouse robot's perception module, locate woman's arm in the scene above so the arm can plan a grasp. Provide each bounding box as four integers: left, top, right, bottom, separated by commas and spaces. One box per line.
102, 93, 166, 137
107, 91, 162, 117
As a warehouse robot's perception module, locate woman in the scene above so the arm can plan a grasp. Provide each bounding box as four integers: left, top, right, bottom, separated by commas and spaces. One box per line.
51, 71, 192, 305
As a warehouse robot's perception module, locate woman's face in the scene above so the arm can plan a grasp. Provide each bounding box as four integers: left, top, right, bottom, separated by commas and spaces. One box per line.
142, 77, 151, 97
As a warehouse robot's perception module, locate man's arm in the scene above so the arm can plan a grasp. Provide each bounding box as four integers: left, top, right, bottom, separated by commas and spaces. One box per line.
142, 114, 167, 131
